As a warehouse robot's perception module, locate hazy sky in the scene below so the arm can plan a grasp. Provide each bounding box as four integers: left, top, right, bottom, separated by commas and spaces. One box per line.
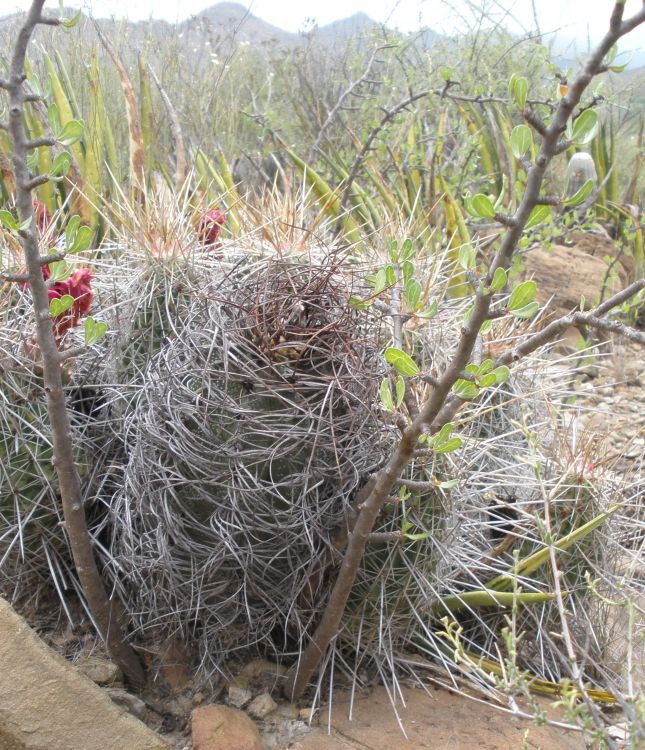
2, 0, 645, 50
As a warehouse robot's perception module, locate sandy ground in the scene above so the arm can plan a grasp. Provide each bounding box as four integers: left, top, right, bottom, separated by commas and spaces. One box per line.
291, 686, 587, 750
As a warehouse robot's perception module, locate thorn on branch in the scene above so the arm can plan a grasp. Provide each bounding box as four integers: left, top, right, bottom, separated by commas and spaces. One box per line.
523, 109, 547, 136
23, 174, 50, 191
395, 477, 438, 490
37, 15, 61, 26
421, 374, 440, 387
367, 531, 403, 543
554, 139, 573, 155
39, 251, 66, 265
59, 345, 88, 363
1, 271, 30, 283
25, 137, 56, 149
535, 195, 561, 206
494, 212, 518, 227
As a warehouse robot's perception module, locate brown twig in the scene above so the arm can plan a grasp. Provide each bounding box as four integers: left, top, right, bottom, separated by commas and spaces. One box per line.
4, 0, 144, 688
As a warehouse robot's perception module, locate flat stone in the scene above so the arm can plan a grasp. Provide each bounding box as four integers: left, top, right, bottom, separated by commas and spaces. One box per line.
228, 685, 253, 708
247, 692, 278, 719
76, 656, 122, 686
191, 704, 262, 750
0, 597, 169, 750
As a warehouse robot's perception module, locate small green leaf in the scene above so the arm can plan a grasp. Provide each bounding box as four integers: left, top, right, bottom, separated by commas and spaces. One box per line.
384, 347, 420, 377
510, 301, 540, 319
48, 260, 70, 281
490, 267, 507, 293
508, 280, 537, 311
404, 278, 422, 310
434, 437, 463, 454
57, 119, 84, 147
564, 178, 594, 207
385, 264, 396, 286
458, 243, 476, 270
19, 216, 33, 231
394, 376, 405, 408
349, 295, 372, 310
478, 359, 493, 375
50, 151, 71, 178
402, 260, 414, 283
438, 478, 460, 489
400, 238, 414, 261
70, 226, 92, 254
84, 316, 108, 346
416, 301, 438, 320
510, 75, 528, 109
404, 530, 433, 541
491, 365, 511, 383
373, 267, 387, 294
379, 378, 394, 411
469, 194, 496, 219
524, 204, 551, 229
431, 423, 453, 445
0, 210, 18, 231
47, 102, 60, 133
452, 379, 480, 400
61, 9, 81, 28
387, 240, 398, 262
510, 124, 532, 159
65, 215, 81, 247
478, 373, 498, 388
571, 109, 598, 145
49, 294, 74, 317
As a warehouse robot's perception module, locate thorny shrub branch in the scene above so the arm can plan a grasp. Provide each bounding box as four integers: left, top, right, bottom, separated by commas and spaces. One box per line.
3, 0, 145, 687
284, 0, 645, 701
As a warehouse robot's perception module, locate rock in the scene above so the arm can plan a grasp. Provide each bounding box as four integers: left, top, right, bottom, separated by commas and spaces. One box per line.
272, 703, 299, 720
298, 707, 317, 723
77, 656, 122, 686
157, 638, 194, 692
523, 243, 625, 320
228, 685, 253, 708
191, 704, 262, 750
0, 597, 169, 750
106, 688, 149, 720
234, 659, 286, 693
247, 692, 278, 719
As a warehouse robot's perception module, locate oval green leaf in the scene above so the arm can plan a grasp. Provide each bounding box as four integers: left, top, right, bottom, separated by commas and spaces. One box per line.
57, 119, 85, 147
384, 347, 420, 377
571, 109, 598, 145
510, 124, 532, 159
508, 280, 537, 311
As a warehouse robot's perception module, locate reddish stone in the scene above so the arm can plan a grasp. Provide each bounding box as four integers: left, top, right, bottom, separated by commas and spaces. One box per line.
191, 704, 262, 750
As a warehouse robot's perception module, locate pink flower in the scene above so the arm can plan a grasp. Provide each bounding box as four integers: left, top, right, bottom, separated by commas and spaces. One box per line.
197, 208, 226, 249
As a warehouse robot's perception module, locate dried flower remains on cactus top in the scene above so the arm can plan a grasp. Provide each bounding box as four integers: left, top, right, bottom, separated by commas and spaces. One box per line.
44, 264, 94, 340
197, 208, 226, 248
